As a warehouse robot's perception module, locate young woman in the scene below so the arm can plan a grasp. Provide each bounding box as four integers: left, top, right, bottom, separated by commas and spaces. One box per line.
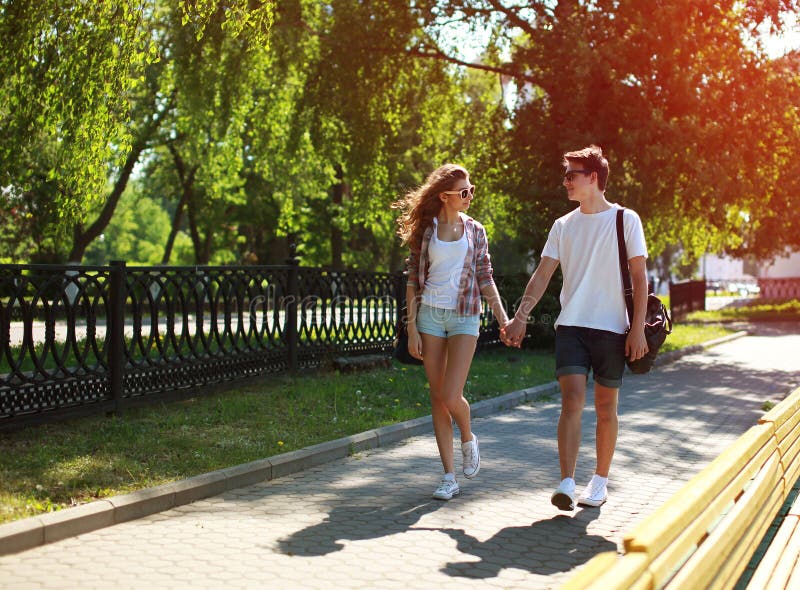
394, 164, 509, 500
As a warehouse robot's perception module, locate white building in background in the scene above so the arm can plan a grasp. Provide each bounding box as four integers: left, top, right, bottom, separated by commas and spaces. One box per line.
701, 251, 800, 280
761, 252, 800, 278
700, 251, 800, 298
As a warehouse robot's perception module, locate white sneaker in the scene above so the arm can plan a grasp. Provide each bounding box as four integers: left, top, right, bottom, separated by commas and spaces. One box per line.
462, 435, 480, 479
551, 478, 576, 511
578, 475, 608, 507
432, 477, 460, 500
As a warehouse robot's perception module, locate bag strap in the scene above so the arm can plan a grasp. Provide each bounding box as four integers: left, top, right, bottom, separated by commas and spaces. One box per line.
616, 208, 635, 322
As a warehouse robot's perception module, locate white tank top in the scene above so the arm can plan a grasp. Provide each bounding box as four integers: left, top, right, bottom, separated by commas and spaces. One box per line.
420, 218, 469, 310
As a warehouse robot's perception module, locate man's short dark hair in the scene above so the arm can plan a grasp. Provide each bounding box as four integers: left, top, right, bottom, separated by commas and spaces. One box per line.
563, 145, 609, 191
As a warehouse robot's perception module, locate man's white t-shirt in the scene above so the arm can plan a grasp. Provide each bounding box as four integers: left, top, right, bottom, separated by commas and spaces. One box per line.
541, 204, 648, 334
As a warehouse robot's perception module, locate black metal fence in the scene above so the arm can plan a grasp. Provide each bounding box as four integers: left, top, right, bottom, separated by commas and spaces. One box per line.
669, 279, 706, 320
0, 258, 523, 430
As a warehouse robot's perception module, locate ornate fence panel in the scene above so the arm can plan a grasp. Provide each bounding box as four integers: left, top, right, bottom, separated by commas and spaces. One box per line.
120, 263, 294, 402
295, 268, 399, 365
0, 264, 116, 424
0, 261, 525, 430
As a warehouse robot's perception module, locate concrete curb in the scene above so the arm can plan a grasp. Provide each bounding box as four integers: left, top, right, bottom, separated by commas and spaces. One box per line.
0, 332, 747, 556
652, 330, 749, 369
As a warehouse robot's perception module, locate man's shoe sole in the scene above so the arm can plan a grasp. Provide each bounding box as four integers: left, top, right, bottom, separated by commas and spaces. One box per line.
551, 492, 575, 511
577, 496, 607, 507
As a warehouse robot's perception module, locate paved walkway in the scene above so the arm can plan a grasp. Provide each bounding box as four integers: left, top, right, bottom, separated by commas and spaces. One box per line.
1, 324, 798, 589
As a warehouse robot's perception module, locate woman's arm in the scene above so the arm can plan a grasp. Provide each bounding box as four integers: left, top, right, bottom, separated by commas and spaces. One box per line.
405, 281, 423, 360
480, 282, 509, 327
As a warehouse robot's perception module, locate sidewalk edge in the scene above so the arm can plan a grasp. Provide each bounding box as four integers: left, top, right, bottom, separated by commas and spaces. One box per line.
652, 330, 748, 369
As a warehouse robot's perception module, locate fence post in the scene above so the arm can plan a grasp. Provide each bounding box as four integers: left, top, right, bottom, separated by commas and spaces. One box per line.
109, 260, 126, 416
285, 245, 300, 373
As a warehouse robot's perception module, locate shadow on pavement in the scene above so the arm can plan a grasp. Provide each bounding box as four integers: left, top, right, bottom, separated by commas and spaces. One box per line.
276, 500, 444, 556
421, 508, 615, 578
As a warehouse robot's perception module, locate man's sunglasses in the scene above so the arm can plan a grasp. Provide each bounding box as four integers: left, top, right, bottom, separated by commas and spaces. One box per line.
563, 170, 592, 182
443, 185, 475, 199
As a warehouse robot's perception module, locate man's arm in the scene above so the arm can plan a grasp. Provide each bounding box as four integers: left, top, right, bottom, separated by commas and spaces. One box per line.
502, 256, 559, 347
626, 255, 649, 361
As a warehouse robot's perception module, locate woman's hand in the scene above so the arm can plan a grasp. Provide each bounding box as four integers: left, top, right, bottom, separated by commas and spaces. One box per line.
407, 325, 423, 360
500, 318, 525, 348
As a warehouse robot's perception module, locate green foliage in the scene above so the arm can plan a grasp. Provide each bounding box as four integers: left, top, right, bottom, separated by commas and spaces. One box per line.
0, 0, 275, 264
1, 0, 799, 270
660, 323, 737, 353
496, 0, 800, 264
0, 1, 156, 221
83, 183, 194, 266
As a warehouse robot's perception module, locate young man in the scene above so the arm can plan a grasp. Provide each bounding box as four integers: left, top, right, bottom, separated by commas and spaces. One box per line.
501, 145, 649, 510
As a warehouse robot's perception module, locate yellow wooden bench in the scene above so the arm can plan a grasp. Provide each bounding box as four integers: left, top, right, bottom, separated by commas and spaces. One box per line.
562, 385, 800, 590
744, 491, 800, 589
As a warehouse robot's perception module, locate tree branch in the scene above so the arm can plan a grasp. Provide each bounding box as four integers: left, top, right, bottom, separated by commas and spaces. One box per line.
403, 46, 535, 83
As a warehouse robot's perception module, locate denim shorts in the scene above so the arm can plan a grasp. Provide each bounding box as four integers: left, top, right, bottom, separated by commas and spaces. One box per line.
416, 304, 480, 338
555, 325, 627, 388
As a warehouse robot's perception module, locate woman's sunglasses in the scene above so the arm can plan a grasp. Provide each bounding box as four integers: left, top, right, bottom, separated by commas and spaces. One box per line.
443, 185, 475, 200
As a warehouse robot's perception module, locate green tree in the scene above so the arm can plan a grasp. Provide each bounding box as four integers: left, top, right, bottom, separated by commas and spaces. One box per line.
83, 180, 193, 266
0, 1, 156, 224
413, 0, 800, 265
0, 0, 273, 264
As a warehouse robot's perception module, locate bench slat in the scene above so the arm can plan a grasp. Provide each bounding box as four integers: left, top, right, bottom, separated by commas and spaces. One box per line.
712, 490, 784, 589
560, 552, 618, 590
769, 516, 800, 589
665, 452, 782, 588
625, 423, 774, 556
646, 443, 779, 585
760, 387, 800, 428
746, 516, 799, 589
775, 409, 800, 447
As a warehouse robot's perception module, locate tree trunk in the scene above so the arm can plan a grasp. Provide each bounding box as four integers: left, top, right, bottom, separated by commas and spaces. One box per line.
163, 143, 196, 265
161, 142, 197, 264
68, 141, 145, 263
68, 94, 173, 263
331, 163, 345, 270
185, 188, 208, 264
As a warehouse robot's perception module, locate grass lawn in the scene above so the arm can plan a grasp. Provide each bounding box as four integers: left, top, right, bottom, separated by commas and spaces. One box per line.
0, 346, 554, 524
686, 299, 800, 323
0, 321, 742, 524
661, 323, 738, 352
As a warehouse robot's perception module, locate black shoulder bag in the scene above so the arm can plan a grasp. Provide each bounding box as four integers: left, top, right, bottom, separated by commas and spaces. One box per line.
393, 308, 423, 365
616, 208, 672, 374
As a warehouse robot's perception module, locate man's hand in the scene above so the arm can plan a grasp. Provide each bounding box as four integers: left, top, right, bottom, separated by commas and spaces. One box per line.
501, 318, 526, 348
625, 328, 649, 362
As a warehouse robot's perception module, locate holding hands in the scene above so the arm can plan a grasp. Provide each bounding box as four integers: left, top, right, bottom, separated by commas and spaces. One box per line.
500, 316, 526, 348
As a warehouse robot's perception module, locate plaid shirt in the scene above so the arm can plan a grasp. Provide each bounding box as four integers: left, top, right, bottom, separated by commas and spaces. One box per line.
405, 214, 495, 316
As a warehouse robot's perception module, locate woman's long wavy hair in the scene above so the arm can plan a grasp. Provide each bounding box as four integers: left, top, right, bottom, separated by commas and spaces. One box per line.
392, 164, 469, 256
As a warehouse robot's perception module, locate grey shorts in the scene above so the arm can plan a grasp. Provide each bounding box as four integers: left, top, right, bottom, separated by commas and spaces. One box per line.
555, 325, 627, 388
